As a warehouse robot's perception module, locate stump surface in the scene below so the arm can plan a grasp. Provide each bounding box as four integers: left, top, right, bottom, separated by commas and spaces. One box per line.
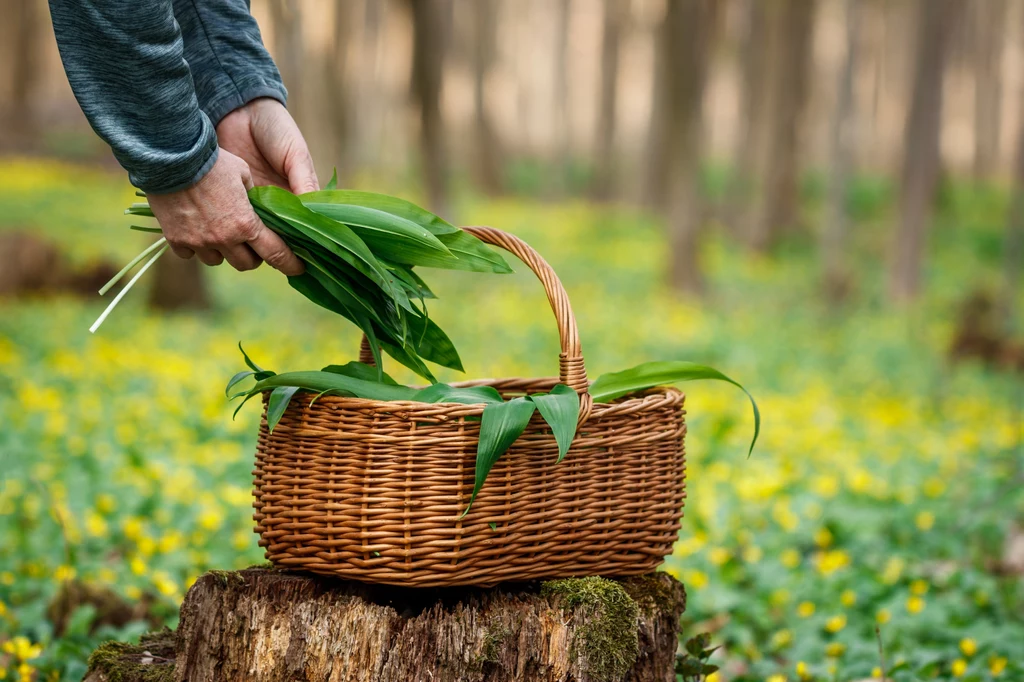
85, 567, 685, 682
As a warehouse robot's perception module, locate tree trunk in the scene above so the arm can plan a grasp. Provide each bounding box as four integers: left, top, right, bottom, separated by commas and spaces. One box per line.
147, 255, 211, 311
472, 0, 504, 195
267, 0, 304, 122
724, 0, 769, 228
888, 0, 960, 303
84, 567, 686, 682
322, 0, 351, 181
407, 0, 451, 217
665, 0, 717, 295
972, 0, 1008, 181
746, 0, 817, 252
641, 0, 672, 211
822, 0, 860, 303
591, 0, 627, 201
1001, 74, 1024, 332
2, 0, 41, 143
553, 0, 573, 195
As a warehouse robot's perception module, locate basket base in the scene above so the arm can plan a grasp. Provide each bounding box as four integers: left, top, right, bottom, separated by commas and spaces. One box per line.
86, 566, 687, 682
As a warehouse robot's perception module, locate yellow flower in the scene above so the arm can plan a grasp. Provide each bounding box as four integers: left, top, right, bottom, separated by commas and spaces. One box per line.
0, 572, 13, 586
742, 545, 763, 563
923, 477, 946, 497
767, 675, 787, 682
796, 661, 809, 679
906, 596, 925, 614
824, 614, 846, 633
770, 589, 791, 606
705, 673, 720, 682
96, 493, 116, 514
959, 638, 977, 657
797, 601, 815, 618
915, 510, 935, 531
876, 608, 891, 624
814, 527, 833, 548
840, 589, 857, 607
130, 556, 147, 576
708, 547, 730, 566
881, 557, 904, 584
825, 642, 846, 658
771, 629, 793, 649
2, 636, 42, 662
17, 664, 33, 682
951, 658, 967, 677
53, 565, 76, 582
989, 656, 1008, 676
815, 550, 850, 576
872, 667, 882, 679
684, 569, 709, 590
152, 571, 178, 598
781, 548, 801, 568
910, 579, 929, 596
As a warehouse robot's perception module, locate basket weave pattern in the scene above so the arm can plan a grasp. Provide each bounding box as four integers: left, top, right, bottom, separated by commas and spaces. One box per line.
252, 227, 687, 587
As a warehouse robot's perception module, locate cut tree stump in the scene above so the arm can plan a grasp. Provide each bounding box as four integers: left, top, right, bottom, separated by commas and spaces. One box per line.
84, 567, 685, 682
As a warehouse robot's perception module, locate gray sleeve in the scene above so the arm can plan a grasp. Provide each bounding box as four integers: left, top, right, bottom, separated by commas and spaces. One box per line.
48, 0, 219, 194
173, 0, 288, 127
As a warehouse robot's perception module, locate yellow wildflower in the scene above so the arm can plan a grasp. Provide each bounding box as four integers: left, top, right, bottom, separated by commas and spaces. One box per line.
742, 545, 763, 563
840, 589, 857, 607
771, 629, 793, 649
959, 638, 977, 657
708, 547, 730, 566
910, 579, 929, 596
881, 557, 905, 584
872, 667, 882, 679
906, 596, 925, 614
796, 661, 809, 679
951, 658, 967, 677
797, 601, 815, 618
767, 675, 787, 682
813, 527, 833, 548
824, 614, 846, 633
781, 548, 801, 568
876, 608, 891, 624
989, 656, 1008, 676
684, 569, 709, 590
825, 642, 846, 658
815, 550, 850, 576
915, 511, 935, 531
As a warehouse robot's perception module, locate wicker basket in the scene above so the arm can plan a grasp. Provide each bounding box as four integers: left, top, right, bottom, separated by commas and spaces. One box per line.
252, 226, 686, 587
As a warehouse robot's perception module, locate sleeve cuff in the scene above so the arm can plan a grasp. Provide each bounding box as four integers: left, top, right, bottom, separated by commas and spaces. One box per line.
203, 80, 288, 127
133, 133, 220, 195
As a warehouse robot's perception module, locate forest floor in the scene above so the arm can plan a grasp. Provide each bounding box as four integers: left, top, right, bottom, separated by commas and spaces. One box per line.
0, 159, 1021, 681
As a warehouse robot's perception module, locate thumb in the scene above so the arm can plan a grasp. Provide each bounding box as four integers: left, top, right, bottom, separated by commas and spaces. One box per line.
286, 148, 320, 194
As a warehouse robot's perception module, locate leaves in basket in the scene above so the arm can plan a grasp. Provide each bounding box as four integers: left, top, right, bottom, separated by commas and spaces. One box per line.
413, 383, 504, 405
266, 386, 302, 432
466, 397, 537, 515
528, 384, 580, 462
589, 361, 760, 456
322, 361, 399, 385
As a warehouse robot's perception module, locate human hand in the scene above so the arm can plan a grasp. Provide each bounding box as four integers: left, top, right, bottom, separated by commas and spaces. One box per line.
147, 149, 305, 275
216, 97, 320, 194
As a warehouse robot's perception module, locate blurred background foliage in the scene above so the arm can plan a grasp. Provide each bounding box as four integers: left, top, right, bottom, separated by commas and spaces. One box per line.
1, 0, 1023, 680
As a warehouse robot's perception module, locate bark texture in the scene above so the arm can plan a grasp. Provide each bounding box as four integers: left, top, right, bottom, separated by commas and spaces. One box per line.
84, 568, 685, 682
407, 0, 451, 217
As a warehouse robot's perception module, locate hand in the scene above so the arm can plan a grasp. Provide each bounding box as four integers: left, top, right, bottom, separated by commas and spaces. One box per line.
216, 97, 320, 194
147, 149, 305, 275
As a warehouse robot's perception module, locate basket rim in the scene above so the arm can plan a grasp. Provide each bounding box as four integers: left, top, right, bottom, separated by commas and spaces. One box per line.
259, 379, 684, 417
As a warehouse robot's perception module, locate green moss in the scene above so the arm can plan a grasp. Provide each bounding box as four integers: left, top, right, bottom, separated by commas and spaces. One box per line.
481, 623, 513, 664
542, 576, 640, 681
86, 630, 175, 682
620, 574, 677, 614
207, 569, 247, 586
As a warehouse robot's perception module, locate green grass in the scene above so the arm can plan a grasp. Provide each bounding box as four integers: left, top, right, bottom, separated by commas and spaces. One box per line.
0, 159, 1021, 681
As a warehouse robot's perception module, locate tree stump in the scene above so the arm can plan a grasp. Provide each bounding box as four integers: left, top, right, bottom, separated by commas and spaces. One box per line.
84, 567, 685, 682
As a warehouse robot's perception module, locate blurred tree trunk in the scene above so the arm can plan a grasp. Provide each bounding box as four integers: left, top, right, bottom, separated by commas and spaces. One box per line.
823, 0, 860, 303
972, 0, 1007, 181
591, 0, 627, 201
268, 0, 304, 122
472, 0, 504, 195
553, 0, 572, 194
148, 256, 210, 311
724, 0, 769, 227
889, 0, 960, 303
407, 0, 450, 217
2, 0, 42, 142
665, 0, 717, 295
642, 1, 672, 210
745, 0, 817, 252
323, 0, 352, 181
1001, 84, 1024, 332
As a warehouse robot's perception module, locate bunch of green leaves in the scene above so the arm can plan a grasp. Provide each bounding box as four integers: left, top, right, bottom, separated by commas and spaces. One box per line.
92, 173, 512, 383
228, 348, 759, 513
675, 633, 720, 682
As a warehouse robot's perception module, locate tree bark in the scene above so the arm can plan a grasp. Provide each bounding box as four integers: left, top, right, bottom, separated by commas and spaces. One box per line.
1001, 70, 1024, 332
84, 567, 686, 682
472, 0, 504, 195
147, 254, 211, 312
322, 0, 352, 181
2, 0, 42, 143
746, 0, 817, 252
888, 0, 960, 303
972, 0, 1008, 181
407, 0, 451, 217
553, 0, 573, 195
665, 0, 717, 295
641, 0, 672, 211
822, 0, 860, 303
267, 0, 304, 121
591, 0, 627, 202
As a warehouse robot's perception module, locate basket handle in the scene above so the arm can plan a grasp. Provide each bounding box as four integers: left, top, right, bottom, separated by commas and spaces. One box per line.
358, 226, 593, 421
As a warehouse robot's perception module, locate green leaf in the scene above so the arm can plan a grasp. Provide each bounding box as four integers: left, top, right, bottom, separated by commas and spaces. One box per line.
436, 229, 514, 274
325, 167, 338, 190
300, 189, 460, 235
590, 361, 760, 456
408, 310, 463, 372
237, 342, 274, 378
489, 522, 497, 531
266, 386, 301, 432
248, 371, 419, 403
466, 397, 536, 514
529, 384, 580, 462
225, 370, 255, 397
129, 224, 163, 233
321, 362, 399, 385
413, 383, 504, 405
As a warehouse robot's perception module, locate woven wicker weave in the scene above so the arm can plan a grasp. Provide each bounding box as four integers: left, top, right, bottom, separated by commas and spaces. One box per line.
252, 226, 686, 587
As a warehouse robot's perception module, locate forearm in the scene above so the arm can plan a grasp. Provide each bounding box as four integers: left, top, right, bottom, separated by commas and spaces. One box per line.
48, 0, 217, 193
173, 0, 287, 126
